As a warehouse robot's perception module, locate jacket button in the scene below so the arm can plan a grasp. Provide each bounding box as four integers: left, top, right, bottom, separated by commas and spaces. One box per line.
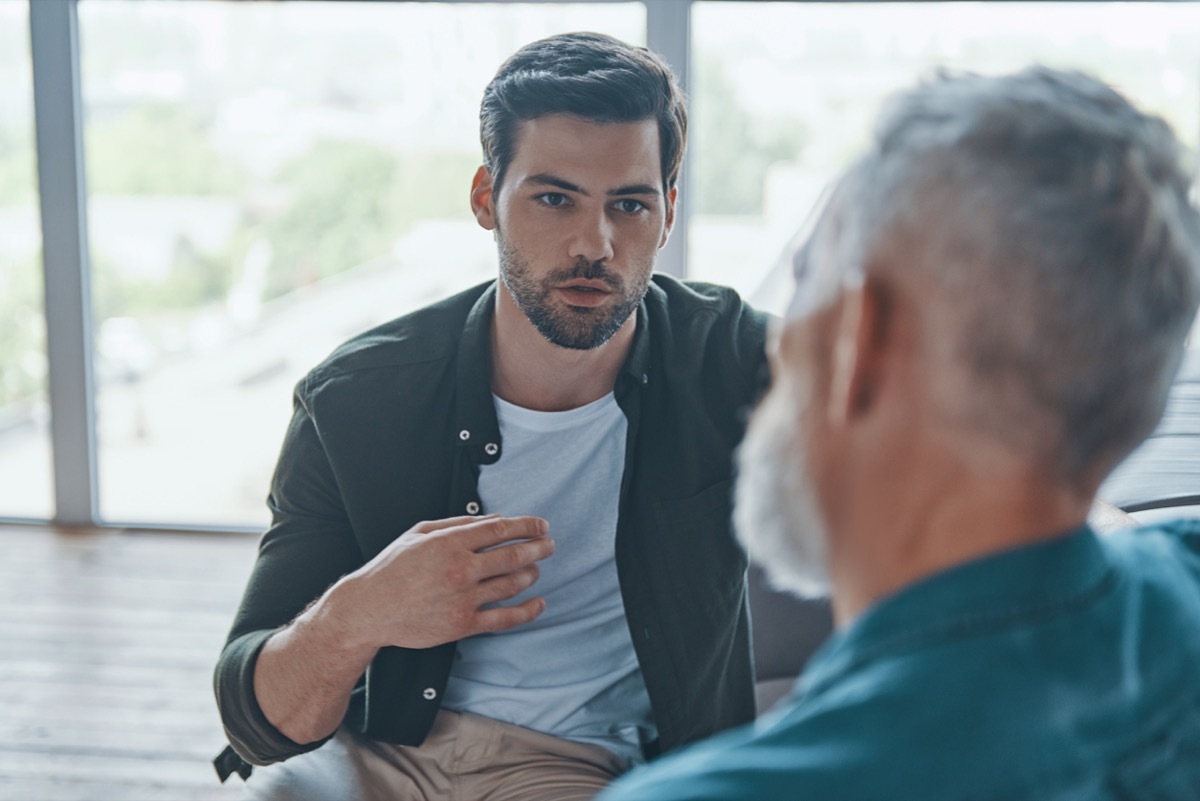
484, 442, 499, 456
641, 373, 649, 384
422, 687, 437, 701
466, 501, 480, 514
458, 429, 470, 441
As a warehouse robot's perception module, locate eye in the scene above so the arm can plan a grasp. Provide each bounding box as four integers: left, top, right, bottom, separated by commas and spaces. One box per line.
614, 199, 648, 214
536, 192, 570, 208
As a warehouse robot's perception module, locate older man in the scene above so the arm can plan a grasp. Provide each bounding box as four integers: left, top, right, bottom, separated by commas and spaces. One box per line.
601, 67, 1200, 800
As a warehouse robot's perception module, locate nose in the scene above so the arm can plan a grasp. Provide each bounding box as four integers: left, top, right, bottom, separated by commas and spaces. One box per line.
568, 209, 615, 264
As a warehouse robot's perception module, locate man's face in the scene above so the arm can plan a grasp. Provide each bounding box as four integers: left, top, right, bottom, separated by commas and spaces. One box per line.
474, 114, 675, 350
734, 235, 836, 598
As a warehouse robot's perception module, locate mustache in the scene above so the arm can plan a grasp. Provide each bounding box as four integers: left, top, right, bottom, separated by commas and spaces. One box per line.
548, 258, 622, 289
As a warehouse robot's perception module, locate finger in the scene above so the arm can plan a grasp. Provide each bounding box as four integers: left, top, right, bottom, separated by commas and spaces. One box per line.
473, 597, 546, 634
474, 536, 555, 580
457, 515, 549, 551
476, 564, 540, 606
410, 514, 499, 535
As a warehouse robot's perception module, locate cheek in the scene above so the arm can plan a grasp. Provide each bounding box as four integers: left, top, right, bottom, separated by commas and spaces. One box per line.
767, 357, 833, 485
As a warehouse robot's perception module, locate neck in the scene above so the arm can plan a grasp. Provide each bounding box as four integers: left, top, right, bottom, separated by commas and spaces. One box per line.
490, 282, 636, 412
827, 454, 1093, 628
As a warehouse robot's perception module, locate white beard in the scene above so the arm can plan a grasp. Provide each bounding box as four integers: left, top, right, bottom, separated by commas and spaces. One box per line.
734, 384, 832, 599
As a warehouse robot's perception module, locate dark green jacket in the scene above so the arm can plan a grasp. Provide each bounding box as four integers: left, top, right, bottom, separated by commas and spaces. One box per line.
214, 274, 769, 770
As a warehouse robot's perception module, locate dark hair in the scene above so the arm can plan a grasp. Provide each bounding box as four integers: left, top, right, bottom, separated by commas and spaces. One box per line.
480, 32, 687, 192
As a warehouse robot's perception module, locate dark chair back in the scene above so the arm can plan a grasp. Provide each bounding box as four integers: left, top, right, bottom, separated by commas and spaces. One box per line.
747, 564, 833, 714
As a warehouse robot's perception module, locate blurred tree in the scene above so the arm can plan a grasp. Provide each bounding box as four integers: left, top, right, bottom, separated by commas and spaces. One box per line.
91, 242, 232, 324
81, 104, 244, 328
262, 141, 476, 299
693, 54, 808, 216
0, 252, 46, 408
0, 128, 35, 205
86, 104, 241, 195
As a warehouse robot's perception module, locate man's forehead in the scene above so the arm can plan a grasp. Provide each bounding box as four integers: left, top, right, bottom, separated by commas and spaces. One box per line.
507, 114, 662, 190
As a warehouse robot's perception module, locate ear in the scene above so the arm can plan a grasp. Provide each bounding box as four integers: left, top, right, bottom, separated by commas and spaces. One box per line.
659, 186, 678, 249
470, 166, 497, 231
826, 276, 890, 426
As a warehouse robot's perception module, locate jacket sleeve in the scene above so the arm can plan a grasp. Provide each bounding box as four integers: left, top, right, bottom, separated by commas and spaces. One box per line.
212, 381, 366, 765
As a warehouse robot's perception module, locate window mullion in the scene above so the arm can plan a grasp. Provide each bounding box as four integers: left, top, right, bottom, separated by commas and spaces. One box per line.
30, 0, 98, 527
646, 0, 692, 279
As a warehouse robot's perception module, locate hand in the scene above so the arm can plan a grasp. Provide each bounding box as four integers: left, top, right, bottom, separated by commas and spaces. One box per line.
336, 514, 555, 651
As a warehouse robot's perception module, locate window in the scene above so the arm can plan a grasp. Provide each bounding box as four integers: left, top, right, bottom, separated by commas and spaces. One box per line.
690, 1, 1200, 517
11, 0, 1200, 528
0, 0, 52, 520
78, 0, 644, 527
692, 2, 1200, 316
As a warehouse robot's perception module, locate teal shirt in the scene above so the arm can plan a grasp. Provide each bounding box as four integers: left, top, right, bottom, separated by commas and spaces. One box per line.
600, 520, 1200, 801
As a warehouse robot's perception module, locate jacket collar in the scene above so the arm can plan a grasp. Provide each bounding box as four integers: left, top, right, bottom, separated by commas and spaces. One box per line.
451, 279, 659, 465
801, 525, 1113, 697
453, 282, 502, 465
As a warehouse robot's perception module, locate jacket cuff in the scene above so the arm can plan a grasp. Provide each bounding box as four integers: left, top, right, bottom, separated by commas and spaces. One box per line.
213, 628, 332, 765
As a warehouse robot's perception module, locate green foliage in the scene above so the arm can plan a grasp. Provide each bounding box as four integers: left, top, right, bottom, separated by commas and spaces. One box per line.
262, 140, 398, 296
693, 56, 808, 216
0, 128, 35, 206
91, 244, 232, 325
0, 252, 46, 408
261, 142, 476, 299
86, 104, 242, 195
83, 103, 244, 322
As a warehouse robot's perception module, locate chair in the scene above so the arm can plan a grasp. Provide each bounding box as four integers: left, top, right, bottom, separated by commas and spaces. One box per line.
747, 564, 834, 714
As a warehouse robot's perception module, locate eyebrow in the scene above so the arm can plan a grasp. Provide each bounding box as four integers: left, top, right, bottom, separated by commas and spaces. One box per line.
525, 173, 662, 199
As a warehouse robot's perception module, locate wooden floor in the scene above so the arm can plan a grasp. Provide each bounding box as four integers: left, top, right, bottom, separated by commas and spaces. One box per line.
1, 524, 258, 801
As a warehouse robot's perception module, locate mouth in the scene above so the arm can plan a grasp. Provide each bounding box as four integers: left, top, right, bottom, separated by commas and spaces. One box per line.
555, 279, 614, 308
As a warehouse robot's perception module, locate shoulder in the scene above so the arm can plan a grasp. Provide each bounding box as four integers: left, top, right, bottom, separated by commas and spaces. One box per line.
1104, 518, 1200, 582
299, 281, 490, 397
647, 274, 769, 331
644, 274, 770, 380
599, 696, 911, 801
1100, 519, 1200, 641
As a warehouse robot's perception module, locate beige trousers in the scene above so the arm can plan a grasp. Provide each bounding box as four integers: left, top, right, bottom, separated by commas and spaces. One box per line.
242, 709, 627, 801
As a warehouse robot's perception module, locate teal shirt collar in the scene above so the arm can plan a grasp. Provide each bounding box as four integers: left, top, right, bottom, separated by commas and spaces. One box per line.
802, 525, 1114, 698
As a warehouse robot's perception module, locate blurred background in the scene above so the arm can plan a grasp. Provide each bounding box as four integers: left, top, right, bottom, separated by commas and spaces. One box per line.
3, 3, 1200, 798
2, 0, 1199, 528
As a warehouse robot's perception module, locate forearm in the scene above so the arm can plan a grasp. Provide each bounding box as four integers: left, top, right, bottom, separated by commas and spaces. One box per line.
253, 577, 379, 745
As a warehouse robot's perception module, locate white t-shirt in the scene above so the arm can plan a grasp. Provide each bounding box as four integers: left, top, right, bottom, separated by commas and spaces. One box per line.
440, 391, 657, 766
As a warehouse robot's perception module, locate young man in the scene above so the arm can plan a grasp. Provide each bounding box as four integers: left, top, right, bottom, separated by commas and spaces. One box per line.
600, 67, 1200, 801
213, 32, 767, 800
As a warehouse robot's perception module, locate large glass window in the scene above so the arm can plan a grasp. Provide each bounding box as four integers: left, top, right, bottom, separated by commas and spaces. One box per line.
692, 2, 1200, 315
0, 0, 52, 520
78, 1, 644, 528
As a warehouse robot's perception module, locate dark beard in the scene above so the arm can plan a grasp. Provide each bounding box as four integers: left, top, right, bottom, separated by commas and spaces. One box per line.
498, 238, 649, 351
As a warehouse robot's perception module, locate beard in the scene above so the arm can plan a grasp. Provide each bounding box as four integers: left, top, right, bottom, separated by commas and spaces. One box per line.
734, 380, 832, 598
497, 233, 652, 351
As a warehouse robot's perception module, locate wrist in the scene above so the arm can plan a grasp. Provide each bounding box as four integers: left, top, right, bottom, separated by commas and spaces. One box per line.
304, 573, 381, 664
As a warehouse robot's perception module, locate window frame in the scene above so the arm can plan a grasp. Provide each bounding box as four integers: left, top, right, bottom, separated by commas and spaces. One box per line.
20, 0, 1200, 531
24, 0, 691, 531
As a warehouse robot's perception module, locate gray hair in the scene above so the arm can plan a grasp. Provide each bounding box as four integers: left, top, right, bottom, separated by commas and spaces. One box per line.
826, 66, 1200, 485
